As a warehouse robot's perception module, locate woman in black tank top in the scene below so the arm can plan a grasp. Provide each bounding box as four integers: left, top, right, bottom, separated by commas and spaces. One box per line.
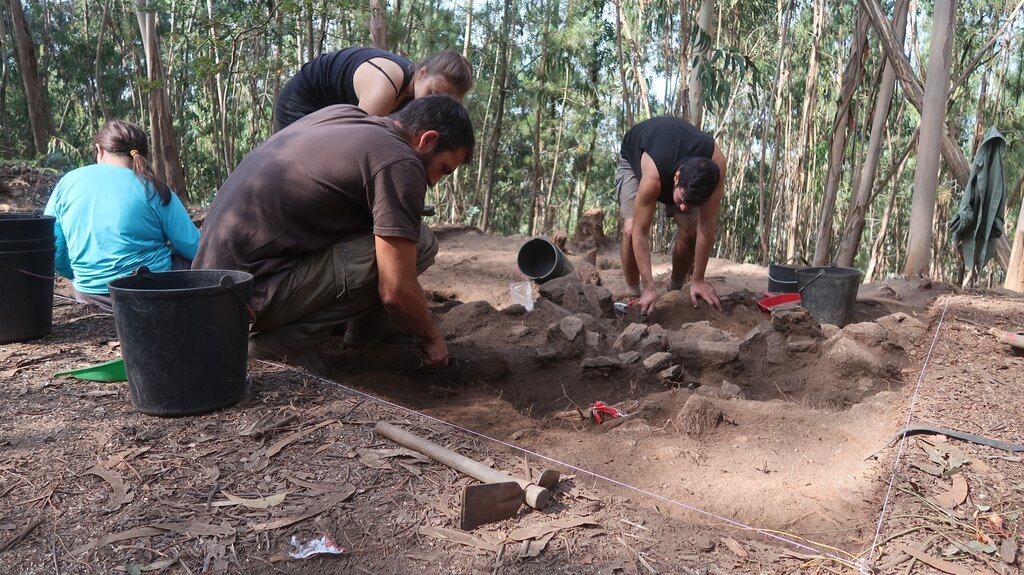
273, 47, 474, 132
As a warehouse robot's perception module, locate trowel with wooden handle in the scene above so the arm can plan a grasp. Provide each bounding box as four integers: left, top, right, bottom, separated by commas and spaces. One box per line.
374, 422, 560, 530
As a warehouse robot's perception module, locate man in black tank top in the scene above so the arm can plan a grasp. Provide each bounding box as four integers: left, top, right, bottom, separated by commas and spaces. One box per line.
615, 116, 728, 315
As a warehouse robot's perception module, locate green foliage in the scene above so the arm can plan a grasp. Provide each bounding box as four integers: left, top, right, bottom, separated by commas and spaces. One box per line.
1, 0, 1021, 283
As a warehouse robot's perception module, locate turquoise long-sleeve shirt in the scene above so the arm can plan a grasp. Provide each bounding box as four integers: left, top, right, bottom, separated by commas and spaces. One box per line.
43, 163, 200, 294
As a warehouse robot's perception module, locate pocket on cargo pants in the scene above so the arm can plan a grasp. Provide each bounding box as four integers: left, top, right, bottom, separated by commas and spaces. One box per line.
334, 224, 439, 299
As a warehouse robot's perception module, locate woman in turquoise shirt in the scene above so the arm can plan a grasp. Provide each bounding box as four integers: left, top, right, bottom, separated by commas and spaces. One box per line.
44, 119, 199, 311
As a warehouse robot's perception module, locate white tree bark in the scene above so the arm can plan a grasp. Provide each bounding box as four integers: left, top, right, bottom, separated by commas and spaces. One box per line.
687, 0, 714, 127
903, 0, 955, 276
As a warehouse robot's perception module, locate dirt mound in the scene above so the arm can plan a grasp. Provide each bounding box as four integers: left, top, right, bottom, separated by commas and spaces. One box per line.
430, 222, 485, 240
0, 164, 59, 212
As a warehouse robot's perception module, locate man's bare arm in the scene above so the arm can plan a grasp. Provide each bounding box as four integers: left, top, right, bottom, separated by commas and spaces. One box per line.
632, 152, 663, 314
375, 235, 448, 366
689, 144, 727, 310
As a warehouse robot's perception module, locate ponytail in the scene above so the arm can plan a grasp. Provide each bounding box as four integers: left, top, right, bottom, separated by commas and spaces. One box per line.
94, 119, 174, 205
129, 149, 173, 205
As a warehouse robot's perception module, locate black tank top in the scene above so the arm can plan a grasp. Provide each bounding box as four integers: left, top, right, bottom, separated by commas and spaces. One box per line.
620, 117, 715, 205
274, 47, 414, 131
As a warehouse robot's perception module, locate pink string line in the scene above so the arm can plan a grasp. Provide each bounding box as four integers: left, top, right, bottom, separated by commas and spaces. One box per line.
866, 295, 951, 563
257, 358, 869, 571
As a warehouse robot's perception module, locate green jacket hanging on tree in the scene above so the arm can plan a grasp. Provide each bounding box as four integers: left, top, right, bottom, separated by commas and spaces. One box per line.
949, 126, 1007, 279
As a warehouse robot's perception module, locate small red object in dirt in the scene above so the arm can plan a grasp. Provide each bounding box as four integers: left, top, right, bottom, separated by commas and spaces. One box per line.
994, 329, 1024, 354
757, 292, 801, 313
590, 401, 624, 424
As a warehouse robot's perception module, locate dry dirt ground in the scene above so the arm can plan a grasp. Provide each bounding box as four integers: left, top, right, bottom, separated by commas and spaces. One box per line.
2, 169, 1023, 574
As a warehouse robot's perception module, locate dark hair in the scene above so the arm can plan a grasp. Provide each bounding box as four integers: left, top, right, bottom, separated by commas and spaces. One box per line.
417, 49, 474, 97
391, 95, 475, 159
94, 119, 173, 205
673, 157, 720, 205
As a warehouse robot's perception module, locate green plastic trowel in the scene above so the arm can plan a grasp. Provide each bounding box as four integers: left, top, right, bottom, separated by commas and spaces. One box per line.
53, 357, 127, 382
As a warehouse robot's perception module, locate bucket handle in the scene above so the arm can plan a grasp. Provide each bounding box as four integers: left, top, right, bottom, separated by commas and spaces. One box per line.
0, 257, 59, 281
219, 275, 257, 325
797, 270, 826, 294
132, 265, 153, 278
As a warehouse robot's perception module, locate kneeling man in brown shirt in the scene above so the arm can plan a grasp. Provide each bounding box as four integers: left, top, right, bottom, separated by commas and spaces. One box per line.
193, 95, 474, 369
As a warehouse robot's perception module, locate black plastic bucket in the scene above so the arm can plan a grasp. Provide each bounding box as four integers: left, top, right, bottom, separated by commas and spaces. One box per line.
768, 263, 801, 293
0, 213, 56, 343
517, 238, 574, 283
108, 267, 253, 416
796, 266, 862, 327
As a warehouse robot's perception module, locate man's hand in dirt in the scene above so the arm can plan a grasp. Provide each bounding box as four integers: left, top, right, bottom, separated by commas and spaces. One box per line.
690, 279, 721, 311
420, 338, 449, 368
637, 286, 658, 315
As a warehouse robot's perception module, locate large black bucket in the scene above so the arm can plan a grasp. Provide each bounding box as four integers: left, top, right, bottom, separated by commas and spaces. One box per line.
768, 263, 801, 293
108, 267, 253, 416
517, 238, 574, 284
796, 266, 862, 327
0, 213, 56, 343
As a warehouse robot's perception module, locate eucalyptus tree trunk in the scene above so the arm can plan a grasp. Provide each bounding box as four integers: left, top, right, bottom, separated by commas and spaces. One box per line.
0, 10, 8, 148
615, 3, 651, 120
862, 0, 1017, 271
860, 0, 969, 187
8, 0, 55, 155
687, 0, 713, 126
480, 0, 514, 232
304, 0, 314, 62
812, 8, 868, 266
93, 0, 112, 120
135, 0, 188, 201
786, 0, 824, 261
757, 0, 794, 264
369, 0, 388, 50
574, 59, 600, 227
542, 64, 570, 234
527, 1, 551, 236
904, 0, 954, 276
1005, 173, 1024, 291
673, 0, 690, 118
462, 0, 472, 56
473, 41, 499, 216
447, 0, 473, 225
835, 0, 909, 267
207, 0, 230, 179
613, 0, 633, 126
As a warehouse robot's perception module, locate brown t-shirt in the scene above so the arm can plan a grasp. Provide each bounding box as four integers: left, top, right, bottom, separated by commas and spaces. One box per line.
194, 105, 426, 310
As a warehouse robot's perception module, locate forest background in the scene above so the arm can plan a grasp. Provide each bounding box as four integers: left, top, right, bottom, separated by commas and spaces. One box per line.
1, 0, 1023, 286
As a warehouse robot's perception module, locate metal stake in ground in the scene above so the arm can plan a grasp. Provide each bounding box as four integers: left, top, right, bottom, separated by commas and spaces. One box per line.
374, 422, 557, 529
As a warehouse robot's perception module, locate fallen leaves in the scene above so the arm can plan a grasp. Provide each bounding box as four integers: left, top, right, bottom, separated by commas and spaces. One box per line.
928, 474, 969, 510
508, 516, 600, 541
722, 536, 749, 558
418, 525, 499, 552
0, 518, 43, 553
83, 465, 133, 510
249, 487, 355, 532
899, 544, 991, 575
153, 520, 236, 538
71, 527, 168, 556
213, 491, 288, 509
999, 537, 1017, 564
265, 419, 336, 458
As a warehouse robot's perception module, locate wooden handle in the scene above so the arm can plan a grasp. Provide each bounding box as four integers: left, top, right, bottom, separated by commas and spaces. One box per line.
375, 422, 550, 509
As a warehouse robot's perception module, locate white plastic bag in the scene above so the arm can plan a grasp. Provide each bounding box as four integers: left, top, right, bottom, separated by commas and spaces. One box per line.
509, 281, 534, 312
289, 533, 345, 559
